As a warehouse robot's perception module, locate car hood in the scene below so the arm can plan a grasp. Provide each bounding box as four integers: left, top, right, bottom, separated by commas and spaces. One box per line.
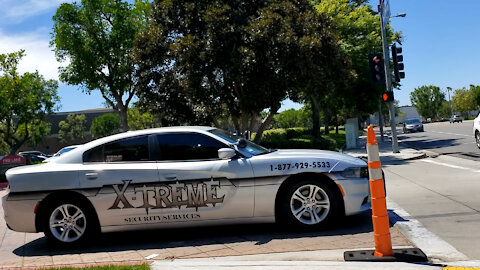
252, 149, 366, 167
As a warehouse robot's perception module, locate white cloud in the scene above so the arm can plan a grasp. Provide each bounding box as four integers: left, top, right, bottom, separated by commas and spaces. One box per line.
0, 0, 71, 24
0, 29, 63, 80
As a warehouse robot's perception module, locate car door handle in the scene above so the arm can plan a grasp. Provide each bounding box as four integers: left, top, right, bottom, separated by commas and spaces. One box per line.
164, 173, 177, 180
85, 173, 98, 180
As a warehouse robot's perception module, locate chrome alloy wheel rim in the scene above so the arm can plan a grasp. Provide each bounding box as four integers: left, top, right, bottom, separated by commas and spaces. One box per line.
49, 204, 86, 242
476, 132, 480, 148
290, 184, 330, 225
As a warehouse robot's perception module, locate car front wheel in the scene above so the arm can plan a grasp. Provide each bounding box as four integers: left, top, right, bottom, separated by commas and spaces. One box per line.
43, 200, 95, 247
280, 180, 340, 229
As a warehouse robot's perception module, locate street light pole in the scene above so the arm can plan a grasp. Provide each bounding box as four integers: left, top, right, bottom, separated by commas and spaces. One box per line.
379, 0, 400, 153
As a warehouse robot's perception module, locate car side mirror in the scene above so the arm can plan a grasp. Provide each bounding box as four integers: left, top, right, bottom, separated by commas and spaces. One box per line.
218, 148, 236, 160
236, 138, 247, 148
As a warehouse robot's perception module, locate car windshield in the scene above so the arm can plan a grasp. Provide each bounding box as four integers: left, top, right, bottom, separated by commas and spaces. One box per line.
209, 129, 271, 156
406, 119, 420, 124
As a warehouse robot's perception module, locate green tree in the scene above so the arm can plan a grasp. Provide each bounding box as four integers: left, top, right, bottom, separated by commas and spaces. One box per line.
58, 114, 86, 143
410, 85, 445, 120
0, 50, 59, 154
274, 109, 302, 129
127, 107, 158, 130
134, 0, 345, 143
273, 107, 311, 129
90, 113, 121, 138
452, 88, 476, 116
470, 85, 480, 108
438, 100, 452, 119
51, 0, 149, 131
314, 0, 400, 134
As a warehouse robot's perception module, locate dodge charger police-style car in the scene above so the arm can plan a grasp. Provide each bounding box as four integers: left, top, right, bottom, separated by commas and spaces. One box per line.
2, 126, 370, 246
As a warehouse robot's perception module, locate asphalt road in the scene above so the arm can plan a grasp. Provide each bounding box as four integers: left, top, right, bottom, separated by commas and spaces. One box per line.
397, 120, 480, 161
384, 155, 480, 260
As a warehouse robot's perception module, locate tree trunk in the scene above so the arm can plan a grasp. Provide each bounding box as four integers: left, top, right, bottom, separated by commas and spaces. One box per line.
253, 104, 280, 144
240, 113, 250, 137
232, 115, 240, 134
324, 107, 329, 135
311, 99, 320, 138
118, 105, 129, 132
113, 96, 129, 132
335, 117, 339, 134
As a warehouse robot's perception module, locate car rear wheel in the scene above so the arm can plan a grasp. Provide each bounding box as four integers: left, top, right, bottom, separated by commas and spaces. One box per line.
43, 200, 95, 247
279, 179, 340, 229
476, 131, 480, 149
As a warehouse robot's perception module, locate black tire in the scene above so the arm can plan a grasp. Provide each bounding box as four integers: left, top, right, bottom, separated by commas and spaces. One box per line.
278, 179, 340, 229
476, 131, 480, 149
42, 198, 97, 247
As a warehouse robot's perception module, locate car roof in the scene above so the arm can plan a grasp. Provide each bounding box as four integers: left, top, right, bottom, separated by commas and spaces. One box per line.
53, 126, 218, 164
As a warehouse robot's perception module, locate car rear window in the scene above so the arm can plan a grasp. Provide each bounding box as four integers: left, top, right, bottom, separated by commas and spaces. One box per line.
83, 136, 150, 162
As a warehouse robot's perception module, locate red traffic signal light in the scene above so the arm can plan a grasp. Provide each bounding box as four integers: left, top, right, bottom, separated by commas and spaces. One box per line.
382, 91, 394, 102
369, 53, 385, 85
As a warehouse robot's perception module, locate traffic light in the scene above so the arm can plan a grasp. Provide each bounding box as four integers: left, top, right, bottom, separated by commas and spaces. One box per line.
382, 91, 394, 102
369, 53, 385, 85
392, 43, 405, 82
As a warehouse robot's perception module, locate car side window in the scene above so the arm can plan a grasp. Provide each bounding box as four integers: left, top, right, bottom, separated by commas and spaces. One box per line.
83, 136, 150, 162
157, 133, 227, 161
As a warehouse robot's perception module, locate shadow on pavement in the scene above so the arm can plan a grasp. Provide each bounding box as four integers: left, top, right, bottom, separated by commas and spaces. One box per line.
14, 210, 388, 257
401, 138, 461, 150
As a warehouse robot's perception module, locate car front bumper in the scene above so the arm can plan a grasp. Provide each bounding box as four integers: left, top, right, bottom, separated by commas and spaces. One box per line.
330, 174, 370, 216
405, 125, 423, 132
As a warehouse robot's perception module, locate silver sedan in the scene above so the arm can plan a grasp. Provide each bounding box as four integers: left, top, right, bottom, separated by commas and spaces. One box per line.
2, 126, 370, 246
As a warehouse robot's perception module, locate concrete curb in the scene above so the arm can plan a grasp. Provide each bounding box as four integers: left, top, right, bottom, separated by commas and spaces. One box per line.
151, 260, 442, 269
387, 199, 469, 263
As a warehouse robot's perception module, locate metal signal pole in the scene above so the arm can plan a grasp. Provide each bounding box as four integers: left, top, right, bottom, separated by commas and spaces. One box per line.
379, 0, 400, 153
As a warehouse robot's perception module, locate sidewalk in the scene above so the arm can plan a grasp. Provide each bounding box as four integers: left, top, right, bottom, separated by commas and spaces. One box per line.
342, 135, 426, 163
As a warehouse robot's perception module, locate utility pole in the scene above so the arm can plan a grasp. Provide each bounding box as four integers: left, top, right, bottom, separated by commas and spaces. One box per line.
379, 0, 400, 153
378, 97, 384, 141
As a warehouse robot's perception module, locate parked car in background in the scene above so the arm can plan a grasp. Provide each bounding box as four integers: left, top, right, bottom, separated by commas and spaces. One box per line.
18, 151, 50, 158
450, 115, 463, 123
18, 153, 48, 164
474, 113, 480, 148
403, 118, 424, 133
43, 145, 81, 163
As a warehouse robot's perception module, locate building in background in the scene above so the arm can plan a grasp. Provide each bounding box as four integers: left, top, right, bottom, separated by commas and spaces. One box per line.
20, 108, 114, 155
368, 105, 422, 126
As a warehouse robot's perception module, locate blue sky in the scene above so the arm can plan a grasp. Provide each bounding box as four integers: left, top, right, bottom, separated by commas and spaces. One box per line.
1, 0, 479, 112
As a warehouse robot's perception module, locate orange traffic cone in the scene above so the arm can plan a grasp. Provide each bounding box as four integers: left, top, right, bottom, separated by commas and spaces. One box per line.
344, 126, 427, 262
366, 125, 393, 257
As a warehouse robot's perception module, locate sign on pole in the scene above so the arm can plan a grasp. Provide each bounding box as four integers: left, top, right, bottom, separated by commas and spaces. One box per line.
381, 0, 391, 27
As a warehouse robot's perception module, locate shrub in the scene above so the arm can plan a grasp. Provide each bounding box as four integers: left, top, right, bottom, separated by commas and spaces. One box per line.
259, 128, 338, 150
90, 113, 121, 139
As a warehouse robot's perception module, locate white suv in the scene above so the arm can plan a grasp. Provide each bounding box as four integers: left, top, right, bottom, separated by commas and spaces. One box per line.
474, 113, 480, 148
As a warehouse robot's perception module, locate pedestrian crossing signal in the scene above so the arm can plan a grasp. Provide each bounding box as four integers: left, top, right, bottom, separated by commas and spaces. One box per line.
382, 91, 394, 102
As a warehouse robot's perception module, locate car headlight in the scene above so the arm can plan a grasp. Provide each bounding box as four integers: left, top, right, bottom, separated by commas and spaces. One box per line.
341, 167, 369, 178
